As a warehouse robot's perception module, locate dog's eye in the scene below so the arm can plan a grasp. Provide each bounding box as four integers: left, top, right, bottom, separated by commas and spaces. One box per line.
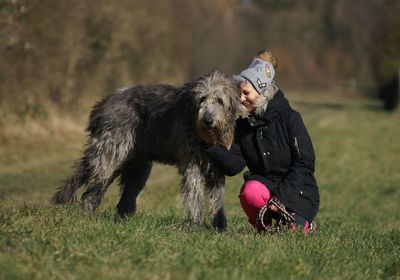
217, 98, 224, 106
199, 96, 206, 104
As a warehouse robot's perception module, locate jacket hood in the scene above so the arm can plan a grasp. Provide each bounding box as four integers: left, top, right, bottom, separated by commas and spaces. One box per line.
240, 89, 292, 126
252, 89, 291, 121
263, 90, 291, 119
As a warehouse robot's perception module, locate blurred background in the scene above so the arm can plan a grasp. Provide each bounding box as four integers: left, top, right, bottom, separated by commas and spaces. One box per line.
0, 2, 399, 277
0, 0, 399, 119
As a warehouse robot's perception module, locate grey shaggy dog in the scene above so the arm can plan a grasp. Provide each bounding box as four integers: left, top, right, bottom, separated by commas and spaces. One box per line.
51, 71, 242, 230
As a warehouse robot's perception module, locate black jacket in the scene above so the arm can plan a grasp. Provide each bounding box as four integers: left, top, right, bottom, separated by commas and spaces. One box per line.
205, 90, 320, 222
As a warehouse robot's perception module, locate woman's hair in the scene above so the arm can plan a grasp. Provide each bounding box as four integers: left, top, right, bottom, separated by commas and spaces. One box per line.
257, 49, 278, 69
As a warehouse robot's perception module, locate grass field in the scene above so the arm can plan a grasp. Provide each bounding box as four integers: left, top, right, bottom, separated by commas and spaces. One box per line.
1, 91, 399, 279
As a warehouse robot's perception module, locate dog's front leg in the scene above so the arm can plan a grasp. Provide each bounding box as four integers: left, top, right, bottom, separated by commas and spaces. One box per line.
180, 160, 205, 226
204, 168, 227, 231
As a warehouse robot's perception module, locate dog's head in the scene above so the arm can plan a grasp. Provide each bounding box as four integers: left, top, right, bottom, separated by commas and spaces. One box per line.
193, 71, 245, 148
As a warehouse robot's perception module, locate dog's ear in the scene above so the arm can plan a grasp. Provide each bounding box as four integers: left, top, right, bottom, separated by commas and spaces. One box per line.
218, 125, 235, 149
228, 77, 246, 119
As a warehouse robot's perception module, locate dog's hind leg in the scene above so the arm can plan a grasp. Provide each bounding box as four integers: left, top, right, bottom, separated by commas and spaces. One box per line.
80, 132, 134, 212
80, 171, 119, 212
116, 159, 153, 218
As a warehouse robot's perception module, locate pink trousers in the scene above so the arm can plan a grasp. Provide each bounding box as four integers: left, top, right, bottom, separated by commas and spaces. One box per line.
239, 180, 310, 233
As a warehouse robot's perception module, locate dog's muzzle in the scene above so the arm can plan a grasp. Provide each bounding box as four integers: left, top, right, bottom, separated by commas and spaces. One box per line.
202, 112, 215, 131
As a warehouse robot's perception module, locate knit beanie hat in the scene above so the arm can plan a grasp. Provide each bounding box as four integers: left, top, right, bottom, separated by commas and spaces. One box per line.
235, 58, 275, 95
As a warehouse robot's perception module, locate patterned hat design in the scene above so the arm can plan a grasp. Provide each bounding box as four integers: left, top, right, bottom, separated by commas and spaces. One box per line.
235, 58, 275, 95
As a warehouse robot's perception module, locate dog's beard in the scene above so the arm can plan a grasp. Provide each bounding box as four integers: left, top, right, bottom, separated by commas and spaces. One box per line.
196, 122, 233, 149
197, 125, 215, 145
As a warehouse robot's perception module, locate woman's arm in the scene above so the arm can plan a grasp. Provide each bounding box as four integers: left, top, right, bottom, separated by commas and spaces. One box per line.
203, 143, 247, 176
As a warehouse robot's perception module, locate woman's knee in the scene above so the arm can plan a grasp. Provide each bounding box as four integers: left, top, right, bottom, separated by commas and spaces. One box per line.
239, 180, 271, 208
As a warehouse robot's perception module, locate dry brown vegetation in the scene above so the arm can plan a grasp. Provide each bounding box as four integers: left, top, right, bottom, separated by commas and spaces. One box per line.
0, 0, 398, 122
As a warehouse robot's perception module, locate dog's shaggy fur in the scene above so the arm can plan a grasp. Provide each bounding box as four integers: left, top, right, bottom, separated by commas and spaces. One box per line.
51, 71, 242, 229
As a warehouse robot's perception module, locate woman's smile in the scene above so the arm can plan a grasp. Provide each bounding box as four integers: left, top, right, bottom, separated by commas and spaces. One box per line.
240, 81, 259, 113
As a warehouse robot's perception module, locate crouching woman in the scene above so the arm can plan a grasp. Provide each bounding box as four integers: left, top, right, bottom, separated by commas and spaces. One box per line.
204, 50, 320, 233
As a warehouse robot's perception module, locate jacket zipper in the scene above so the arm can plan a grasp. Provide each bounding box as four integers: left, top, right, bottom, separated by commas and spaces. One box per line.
294, 137, 301, 158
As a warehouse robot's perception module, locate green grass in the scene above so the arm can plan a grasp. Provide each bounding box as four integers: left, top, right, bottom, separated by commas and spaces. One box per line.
1, 93, 400, 279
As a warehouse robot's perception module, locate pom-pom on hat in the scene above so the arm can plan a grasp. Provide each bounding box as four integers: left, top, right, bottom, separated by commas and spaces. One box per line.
235, 58, 275, 95
257, 49, 278, 69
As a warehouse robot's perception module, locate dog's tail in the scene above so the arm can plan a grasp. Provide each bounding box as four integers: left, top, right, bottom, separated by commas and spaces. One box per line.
51, 156, 90, 204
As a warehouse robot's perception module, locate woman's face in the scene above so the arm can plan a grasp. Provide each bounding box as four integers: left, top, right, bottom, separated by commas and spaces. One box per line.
240, 81, 259, 113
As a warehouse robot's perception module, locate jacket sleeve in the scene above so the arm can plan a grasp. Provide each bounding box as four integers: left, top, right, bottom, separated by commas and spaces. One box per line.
265, 111, 316, 196
203, 143, 247, 176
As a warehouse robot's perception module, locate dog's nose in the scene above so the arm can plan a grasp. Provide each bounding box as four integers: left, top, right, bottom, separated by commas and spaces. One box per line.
203, 112, 214, 127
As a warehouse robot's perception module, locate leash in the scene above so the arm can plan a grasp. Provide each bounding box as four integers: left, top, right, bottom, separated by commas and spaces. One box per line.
257, 197, 295, 233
